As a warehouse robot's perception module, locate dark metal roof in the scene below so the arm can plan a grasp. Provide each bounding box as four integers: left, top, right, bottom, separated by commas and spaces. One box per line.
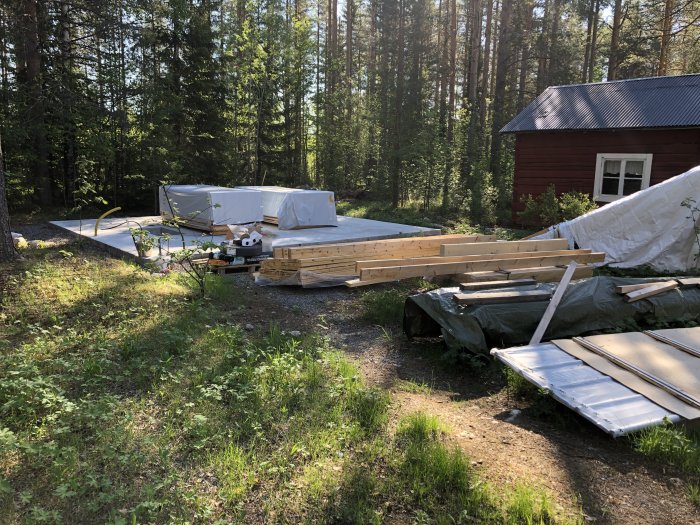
501, 74, 700, 133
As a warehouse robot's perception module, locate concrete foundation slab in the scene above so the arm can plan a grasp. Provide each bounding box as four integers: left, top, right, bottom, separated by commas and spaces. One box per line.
50, 216, 440, 261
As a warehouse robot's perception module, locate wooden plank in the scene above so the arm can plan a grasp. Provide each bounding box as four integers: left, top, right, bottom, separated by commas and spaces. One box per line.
440, 238, 568, 257
458, 270, 509, 282
355, 249, 593, 272
281, 234, 497, 260
625, 281, 679, 302
678, 277, 700, 287
358, 252, 605, 282
573, 334, 700, 411
457, 265, 594, 284
459, 279, 537, 291
504, 265, 594, 282
345, 277, 397, 288
615, 282, 668, 294
453, 289, 552, 305
529, 262, 577, 345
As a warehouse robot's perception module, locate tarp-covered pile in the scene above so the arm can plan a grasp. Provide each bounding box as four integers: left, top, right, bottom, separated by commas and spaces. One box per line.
237, 186, 337, 230
159, 185, 263, 228
533, 165, 700, 272
404, 276, 700, 353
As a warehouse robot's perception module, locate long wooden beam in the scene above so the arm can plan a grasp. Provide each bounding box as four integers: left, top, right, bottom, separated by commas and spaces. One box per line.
453, 289, 552, 305
355, 249, 593, 273
440, 238, 568, 257
358, 252, 605, 282
529, 261, 577, 345
274, 234, 497, 259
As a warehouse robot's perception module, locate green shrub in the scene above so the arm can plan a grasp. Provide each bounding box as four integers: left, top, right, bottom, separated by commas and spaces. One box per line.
519, 185, 597, 227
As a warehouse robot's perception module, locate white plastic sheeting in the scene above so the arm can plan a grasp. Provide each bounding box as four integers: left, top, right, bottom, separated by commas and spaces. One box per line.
533, 165, 700, 272
237, 186, 337, 230
159, 185, 264, 225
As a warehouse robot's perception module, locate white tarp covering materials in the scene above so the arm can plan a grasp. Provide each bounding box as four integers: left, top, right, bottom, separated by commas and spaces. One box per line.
159, 185, 264, 225
533, 165, 700, 272
237, 186, 337, 230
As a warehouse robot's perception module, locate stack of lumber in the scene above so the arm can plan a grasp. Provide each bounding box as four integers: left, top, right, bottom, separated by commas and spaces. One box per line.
616, 277, 700, 302
347, 238, 605, 287
258, 235, 607, 288
258, 234, 497, 286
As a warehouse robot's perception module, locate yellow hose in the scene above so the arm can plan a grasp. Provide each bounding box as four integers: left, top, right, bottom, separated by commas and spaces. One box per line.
94, 207, 122, 236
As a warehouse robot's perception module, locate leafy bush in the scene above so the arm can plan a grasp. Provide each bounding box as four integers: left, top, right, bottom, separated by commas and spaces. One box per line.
519, 185, 597, 227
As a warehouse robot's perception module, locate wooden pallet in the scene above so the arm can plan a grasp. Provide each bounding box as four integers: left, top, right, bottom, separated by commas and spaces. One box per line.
214, 263, 261, 275
160, 213, 232, 235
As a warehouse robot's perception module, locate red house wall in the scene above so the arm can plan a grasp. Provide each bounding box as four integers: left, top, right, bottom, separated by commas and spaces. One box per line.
512, 128, 700, 213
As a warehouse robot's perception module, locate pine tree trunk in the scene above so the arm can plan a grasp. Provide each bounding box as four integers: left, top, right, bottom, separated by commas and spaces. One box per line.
535, 0, 550, 93
0, 131, 14, 262
658, 0, 675, 75
588, 0, 600, 82
608, 0, 623, 80
517, 1, 534, 111
489, 0, 512, 210
391, 0, 405, 208
547, 0, 561, 83
441, 0, 457, 210
22, 0, 51, 206
479, 0, 493, 132
582, 0, 594, 82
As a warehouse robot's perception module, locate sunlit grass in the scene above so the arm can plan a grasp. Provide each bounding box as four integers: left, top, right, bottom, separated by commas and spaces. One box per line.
0, 244, 583, 523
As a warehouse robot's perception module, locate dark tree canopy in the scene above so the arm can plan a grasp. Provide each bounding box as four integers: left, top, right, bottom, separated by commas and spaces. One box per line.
0, 0, 698, 222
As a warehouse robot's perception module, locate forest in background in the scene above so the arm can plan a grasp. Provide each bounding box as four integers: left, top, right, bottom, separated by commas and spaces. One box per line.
1, 0, 699, 223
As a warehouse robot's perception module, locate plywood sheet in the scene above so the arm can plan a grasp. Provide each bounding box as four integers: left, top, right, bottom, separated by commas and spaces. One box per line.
582, 332, 700, 401
553, 338, 700, 420
649, 327, 700, 353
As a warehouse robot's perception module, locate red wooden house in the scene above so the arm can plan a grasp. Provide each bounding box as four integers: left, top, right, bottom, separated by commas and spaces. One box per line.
501, 74, 700, 213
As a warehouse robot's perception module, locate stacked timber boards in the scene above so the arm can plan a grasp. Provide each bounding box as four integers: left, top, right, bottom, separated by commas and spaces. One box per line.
259, 234, 497, 286
258, 235, 605, 287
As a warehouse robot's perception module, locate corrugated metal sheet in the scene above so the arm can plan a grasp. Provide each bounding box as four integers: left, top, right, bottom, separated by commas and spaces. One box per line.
491, 343, 682, 437
501, 74, 700, 133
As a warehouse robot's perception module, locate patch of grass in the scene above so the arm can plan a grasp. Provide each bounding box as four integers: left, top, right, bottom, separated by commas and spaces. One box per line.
631, 422, 700, 474
0, 248, 393, 523
505, 368, 541, 398
335, 468, 383, 525
395, 378, 433, 395
361, 288, 406, 326
396, 412, 444, 445
631, 422, 700, 508
688, 482, 700, 507
505, 482, 556, 525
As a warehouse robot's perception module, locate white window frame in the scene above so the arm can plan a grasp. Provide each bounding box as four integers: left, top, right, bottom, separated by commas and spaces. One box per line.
594, 153, 653, 202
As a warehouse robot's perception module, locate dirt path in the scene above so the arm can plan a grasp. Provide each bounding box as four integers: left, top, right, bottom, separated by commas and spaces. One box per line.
237, 277, 700, 525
